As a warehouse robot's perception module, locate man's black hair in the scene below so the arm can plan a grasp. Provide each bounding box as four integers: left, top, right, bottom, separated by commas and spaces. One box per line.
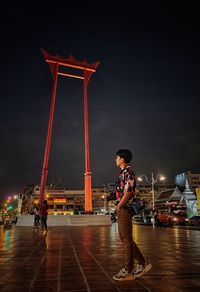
116, 149, 132, 163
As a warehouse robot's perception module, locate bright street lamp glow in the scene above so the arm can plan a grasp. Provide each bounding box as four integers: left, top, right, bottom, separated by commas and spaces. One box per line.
137, 172, 166, 228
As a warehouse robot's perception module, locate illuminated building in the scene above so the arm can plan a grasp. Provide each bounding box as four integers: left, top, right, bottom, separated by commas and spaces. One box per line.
31, 184, 110, 215
175, 171, 200, 192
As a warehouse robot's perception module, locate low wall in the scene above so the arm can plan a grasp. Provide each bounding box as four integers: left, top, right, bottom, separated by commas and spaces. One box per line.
16, 214, 112, 226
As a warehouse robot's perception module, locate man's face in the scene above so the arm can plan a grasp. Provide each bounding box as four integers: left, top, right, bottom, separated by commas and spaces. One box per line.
115, 155, 124, 166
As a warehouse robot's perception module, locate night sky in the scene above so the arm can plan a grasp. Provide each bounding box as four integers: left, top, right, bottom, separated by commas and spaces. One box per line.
1, 2, 200, 199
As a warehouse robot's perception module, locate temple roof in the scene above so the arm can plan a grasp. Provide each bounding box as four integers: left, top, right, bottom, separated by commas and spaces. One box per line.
157, 187, 182, 201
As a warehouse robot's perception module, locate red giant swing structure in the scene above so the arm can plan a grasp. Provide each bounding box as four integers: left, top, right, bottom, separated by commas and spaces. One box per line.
39, 50, 99, 213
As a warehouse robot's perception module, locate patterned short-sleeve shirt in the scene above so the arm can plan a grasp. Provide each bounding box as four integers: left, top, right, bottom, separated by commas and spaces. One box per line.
115, 164, 136, 205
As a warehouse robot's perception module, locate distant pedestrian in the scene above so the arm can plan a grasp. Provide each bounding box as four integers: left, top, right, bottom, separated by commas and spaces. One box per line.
113, 149, 152, 281
40, 200, 48, 235
33, 204, 40, 229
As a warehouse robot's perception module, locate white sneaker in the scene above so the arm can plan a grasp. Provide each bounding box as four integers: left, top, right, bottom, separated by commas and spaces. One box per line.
113, 268, 135, 281
134, 262, 152, 278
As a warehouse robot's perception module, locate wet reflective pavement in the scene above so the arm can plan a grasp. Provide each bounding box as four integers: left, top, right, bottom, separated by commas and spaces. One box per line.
0, 224, 200, 291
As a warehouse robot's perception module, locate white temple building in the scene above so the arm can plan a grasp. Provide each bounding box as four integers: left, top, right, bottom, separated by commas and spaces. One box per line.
180, 179, 198, 218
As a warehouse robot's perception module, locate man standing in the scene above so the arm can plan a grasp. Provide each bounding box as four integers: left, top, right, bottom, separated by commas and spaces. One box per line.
113, 149, 152, 281
40, 200, 48, 235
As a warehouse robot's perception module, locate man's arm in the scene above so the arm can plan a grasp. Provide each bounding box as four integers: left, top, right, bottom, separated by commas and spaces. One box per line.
116, 173, 135, 211
117, 191, 132, 211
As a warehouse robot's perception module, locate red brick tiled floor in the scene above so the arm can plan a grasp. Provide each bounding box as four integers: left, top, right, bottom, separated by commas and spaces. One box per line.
0, 223, 200, 291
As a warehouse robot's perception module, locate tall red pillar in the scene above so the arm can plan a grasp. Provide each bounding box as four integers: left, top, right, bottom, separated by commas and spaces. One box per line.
83, 70, 92, 212
39, 63, 58, 205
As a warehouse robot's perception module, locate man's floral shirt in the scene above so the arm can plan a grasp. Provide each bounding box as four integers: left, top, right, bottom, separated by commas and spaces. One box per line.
115, 164, 136, 206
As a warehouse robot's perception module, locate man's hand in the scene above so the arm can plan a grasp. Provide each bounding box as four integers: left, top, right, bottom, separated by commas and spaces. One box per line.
117, 191, 132, 212
116, 204, 122, 213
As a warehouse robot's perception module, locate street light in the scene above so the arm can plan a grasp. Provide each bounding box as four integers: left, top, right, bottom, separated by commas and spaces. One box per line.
102, 184, 108, 214
137, 173, 165, 227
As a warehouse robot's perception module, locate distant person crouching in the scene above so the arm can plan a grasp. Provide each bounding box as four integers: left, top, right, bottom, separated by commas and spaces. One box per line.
33, 204, 40, 230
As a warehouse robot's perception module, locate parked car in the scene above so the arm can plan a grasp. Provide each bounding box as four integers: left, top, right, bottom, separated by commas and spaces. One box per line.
155, 211, 170, 226
189, 216, 200, 226
155, 210, 189, 226
170, 213, 189, 225
3, 215, 13, 228
132, 215, 144, 223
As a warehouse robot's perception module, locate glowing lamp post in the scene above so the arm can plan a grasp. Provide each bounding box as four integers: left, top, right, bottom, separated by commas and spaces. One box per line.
137, 173, 165, 227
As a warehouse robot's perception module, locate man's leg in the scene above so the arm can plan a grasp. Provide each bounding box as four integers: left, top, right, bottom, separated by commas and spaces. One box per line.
119, 209, 145, 271
113, 208, 135, 281
118, 208, 151, 276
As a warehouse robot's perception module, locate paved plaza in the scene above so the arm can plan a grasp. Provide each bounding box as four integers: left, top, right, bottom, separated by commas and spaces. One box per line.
0, 223, 200, 291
